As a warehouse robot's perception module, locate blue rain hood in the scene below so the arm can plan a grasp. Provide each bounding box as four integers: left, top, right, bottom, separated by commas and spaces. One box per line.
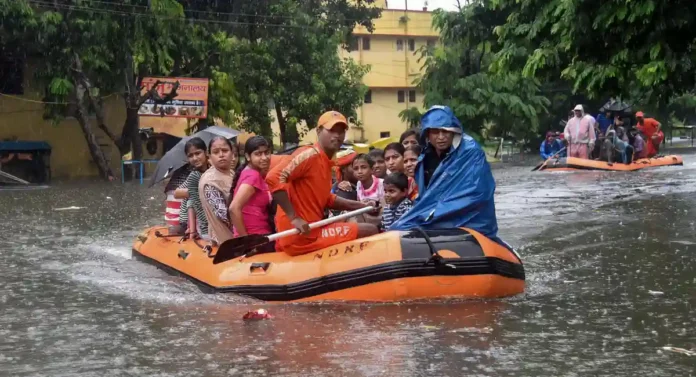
390, 106, 499, 240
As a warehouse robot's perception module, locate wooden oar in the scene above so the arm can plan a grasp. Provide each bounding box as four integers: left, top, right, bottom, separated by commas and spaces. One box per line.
212, 206, 376, 264
532, 147, 566, 171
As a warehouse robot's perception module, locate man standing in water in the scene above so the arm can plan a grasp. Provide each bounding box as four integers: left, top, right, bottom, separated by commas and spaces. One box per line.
266, 111, 379, 256
389, 105, 501, 244
564, 104, 596, 159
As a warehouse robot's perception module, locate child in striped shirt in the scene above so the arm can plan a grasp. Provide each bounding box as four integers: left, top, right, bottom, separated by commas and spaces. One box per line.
381, 172, 413, 230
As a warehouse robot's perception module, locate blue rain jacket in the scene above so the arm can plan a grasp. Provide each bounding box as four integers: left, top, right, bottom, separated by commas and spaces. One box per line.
540, 139, 564, 160
389, 106, 499, 240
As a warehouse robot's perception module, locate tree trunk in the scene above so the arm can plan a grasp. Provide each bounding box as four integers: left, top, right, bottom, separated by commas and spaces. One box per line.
275, 102, 288, 147
196, 117, 211, 132
71, 53, 114, 181
74, 83, 114, 181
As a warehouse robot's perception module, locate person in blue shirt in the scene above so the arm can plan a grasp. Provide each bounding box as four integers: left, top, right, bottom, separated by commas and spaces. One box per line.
596, 109, 613, 135
539, 131, 564, 160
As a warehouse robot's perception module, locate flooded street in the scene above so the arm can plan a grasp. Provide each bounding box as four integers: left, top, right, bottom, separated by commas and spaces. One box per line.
1, 157, 695, 377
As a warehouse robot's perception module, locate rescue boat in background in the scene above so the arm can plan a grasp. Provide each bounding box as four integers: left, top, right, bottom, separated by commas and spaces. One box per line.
132, 227, 525, 302
538, 155, 683, 172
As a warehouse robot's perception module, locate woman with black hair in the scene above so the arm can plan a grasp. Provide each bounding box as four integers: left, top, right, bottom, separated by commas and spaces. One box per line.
230, 136, 273, 238
400, 129, 419, 148
198, 136, 238, 243
173, 137, 209, 238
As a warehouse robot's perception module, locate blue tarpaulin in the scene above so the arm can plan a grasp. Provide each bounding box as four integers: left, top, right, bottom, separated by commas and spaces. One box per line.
0, 141, 52, 152
389, 106, 499, 240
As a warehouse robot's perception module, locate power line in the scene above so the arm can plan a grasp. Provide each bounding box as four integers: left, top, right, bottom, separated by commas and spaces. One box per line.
25, 0, 436, 31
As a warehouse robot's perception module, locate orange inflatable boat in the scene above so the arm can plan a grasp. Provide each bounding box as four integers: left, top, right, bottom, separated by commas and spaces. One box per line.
132, 227, 525, 302
537, 155, 683, 172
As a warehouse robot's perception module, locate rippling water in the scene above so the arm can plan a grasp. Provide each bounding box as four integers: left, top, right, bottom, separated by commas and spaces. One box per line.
1, 157, 695, 376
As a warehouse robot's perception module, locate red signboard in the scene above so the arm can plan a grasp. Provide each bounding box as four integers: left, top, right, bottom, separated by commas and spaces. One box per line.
138, 77, 209, 119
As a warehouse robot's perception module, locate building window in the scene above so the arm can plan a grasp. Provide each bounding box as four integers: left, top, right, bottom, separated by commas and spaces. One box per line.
362, 37, 371, 51
0, 56, 24, 95
427, 39, 436, 48
348, 36, 359, 51
408, 90, 416, 103
380, 132, 391, 138
396, 39, 404, 51
364, 90, 372, 104
408, 39, 415, 51
397, 90, 405, 103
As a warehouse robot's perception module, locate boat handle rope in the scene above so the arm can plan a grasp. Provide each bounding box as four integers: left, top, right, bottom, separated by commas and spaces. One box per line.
413, 227, 453, 268
192, 237, 215, 258
154, 230, 184, 239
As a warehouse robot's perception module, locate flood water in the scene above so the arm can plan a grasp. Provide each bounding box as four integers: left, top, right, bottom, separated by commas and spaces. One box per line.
1, 157, 695, 377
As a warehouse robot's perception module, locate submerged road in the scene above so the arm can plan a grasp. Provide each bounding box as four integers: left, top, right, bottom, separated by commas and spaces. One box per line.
1, 156, 694, 376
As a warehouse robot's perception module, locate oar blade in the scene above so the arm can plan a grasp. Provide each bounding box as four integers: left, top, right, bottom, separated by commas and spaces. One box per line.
213, 234, 270, 264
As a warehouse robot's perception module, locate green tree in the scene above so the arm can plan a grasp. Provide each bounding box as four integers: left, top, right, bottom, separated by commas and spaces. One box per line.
219, 0, 380, 145
492, 0, 696, 123
1, 0, 243, 179
418, 4, 549, 142
399, 107, 423, 129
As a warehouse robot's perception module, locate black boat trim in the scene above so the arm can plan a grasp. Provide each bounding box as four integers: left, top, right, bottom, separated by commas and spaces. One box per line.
132, 248, 525, 301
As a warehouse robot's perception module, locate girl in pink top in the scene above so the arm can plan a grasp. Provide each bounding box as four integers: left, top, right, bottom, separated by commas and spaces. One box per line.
353, 154, 385, 203
230, 136, 273, 238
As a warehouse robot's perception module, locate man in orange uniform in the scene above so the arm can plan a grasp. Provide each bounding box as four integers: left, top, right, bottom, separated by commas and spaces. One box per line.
266, 111, 379, 256
635, 111, 663, 157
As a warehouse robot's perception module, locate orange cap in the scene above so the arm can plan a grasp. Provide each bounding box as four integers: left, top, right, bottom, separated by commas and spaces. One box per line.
318, 111, 348, 130
636, 111, 644, 117
335, 150, 357, 166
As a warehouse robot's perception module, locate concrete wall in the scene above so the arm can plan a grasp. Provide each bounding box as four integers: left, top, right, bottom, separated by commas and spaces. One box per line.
0, 91, 127, 179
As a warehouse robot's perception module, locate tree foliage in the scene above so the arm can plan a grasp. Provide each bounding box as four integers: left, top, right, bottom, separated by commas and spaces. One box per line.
492, 0, 696, 118
419, 4, 549, 141
1, 0, 381, 178
217, 0, 379, 145
399, 107, 423, 129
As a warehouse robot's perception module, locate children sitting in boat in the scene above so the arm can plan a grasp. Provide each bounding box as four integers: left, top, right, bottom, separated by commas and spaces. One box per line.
390, 105, 501, 244
163, 165, 191, 234
400, 129, 419, 148
403, 145, 420, 200
602, 120, 634, 165
266, 111, 379, 256
368, 148, 387, 179
174, 137, 209, 238
353, 154, 385, 203
384, 142, 405, 175
352, 153, 385, 227
199, 137, 238, 244
381, 172, 413, 230
331, 150, 358, 200
230, 136, 273, 242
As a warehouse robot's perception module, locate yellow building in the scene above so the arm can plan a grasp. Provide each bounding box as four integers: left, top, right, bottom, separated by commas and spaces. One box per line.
273, 0, 437, 145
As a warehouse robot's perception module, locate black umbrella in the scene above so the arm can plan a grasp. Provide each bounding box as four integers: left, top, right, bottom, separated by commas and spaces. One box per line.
600, 98, 632, 113
149, 125, 240, 187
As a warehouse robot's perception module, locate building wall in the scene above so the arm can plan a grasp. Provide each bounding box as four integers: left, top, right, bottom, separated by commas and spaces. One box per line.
0, 91, 127, 179
272, 7, 437, 147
